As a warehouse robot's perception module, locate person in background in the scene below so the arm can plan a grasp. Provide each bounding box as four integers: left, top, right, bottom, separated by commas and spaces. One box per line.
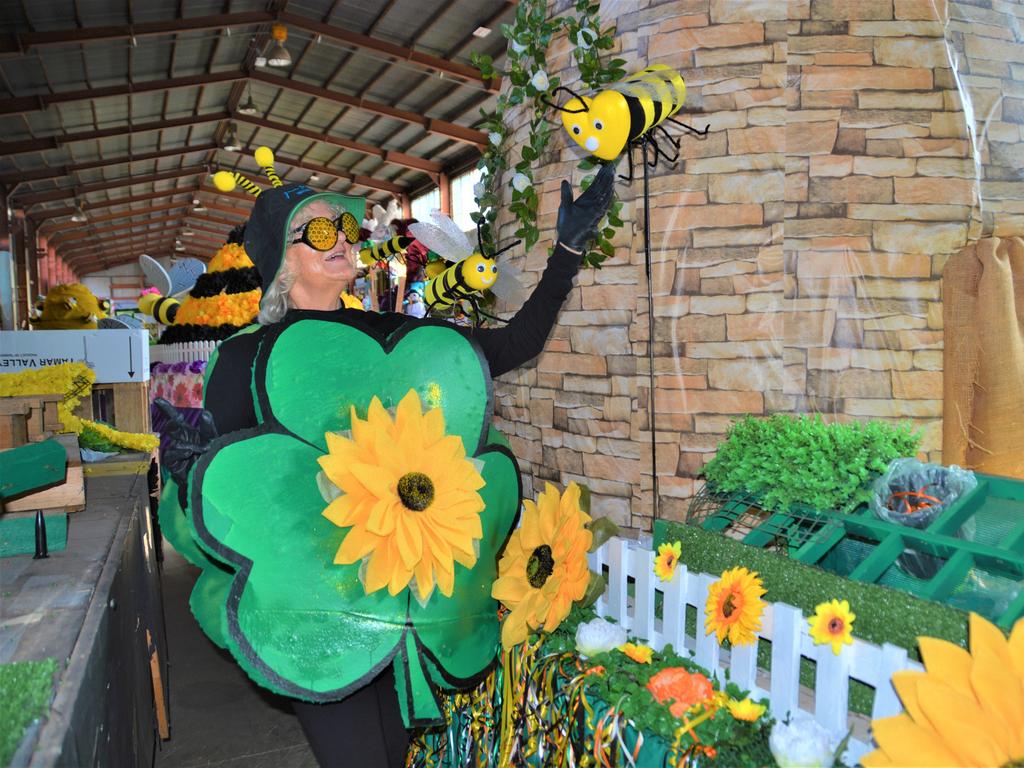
159, 162, 617, 767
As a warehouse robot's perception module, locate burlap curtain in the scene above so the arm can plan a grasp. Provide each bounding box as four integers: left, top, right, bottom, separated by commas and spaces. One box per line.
944, 237, 1024, 478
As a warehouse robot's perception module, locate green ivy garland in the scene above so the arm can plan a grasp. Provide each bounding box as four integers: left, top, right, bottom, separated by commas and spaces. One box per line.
471, 0, 626, 268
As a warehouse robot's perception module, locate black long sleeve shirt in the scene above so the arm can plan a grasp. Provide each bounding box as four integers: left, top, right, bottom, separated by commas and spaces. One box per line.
204, 245, 580, 435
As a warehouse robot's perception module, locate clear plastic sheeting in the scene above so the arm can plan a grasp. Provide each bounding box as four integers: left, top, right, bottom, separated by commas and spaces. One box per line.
488, 0, 1024, 531
870, 457, 977, 579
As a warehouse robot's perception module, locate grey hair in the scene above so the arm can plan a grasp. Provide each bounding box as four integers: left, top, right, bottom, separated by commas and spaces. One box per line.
257, 258, 296, 325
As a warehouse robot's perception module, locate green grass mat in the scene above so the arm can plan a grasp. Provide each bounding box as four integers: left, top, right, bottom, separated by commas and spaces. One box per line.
0, 659, 58, 767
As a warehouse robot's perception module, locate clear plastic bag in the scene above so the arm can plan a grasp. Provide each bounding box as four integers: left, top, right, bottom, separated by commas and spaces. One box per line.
870, 459, 977, 579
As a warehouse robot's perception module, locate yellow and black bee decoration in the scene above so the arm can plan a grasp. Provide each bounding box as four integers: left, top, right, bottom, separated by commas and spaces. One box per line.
408, 213, 522, 324
212, 146, 286, 197
358, 235, 413, 268
138, 292, 180, 325
546, 64, 707, 179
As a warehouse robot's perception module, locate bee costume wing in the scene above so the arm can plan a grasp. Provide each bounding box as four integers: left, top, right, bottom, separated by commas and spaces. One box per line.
490, 261, 527, 306
431, 210, 475, 258
408, 213, 473, 262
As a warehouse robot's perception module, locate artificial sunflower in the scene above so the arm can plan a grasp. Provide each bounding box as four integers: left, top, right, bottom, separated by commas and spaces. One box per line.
654, 540, 682, 582
704, 566, 766, 646
619, 642, 654, 664
727, 697, 766, 722
861, 613, 1024, 767
808, 599, 856, 655
646, 667, 714, 718
319, 388, 485, 603
492, 482, 593, 650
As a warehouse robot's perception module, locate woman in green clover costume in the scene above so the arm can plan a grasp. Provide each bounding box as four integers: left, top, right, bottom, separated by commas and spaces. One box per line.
158, 166, 616, 767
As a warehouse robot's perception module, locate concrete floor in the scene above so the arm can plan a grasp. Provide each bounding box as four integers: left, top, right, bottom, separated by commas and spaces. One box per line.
155, 546, 317, 768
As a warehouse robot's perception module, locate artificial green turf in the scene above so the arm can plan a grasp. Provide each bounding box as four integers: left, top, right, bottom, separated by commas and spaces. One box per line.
0, 659, 58, 767
656, 520, 969, 658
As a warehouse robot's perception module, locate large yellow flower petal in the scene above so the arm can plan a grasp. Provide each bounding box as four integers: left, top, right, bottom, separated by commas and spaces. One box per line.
869, 714, 963, 767
891, 671, 928, 727
970, 650, 1024, 756
334, 526, 379, 565
915, 678, 1007, 765
970, 613, 1013, 670
918, 636, 972, 698
1010, 618, 1024, 678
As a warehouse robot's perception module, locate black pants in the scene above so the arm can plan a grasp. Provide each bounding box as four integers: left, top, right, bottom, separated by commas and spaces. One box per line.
292, 666, 410, 768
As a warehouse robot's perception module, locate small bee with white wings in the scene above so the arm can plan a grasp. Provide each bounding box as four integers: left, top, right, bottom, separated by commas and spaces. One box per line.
408, 211, 524, 323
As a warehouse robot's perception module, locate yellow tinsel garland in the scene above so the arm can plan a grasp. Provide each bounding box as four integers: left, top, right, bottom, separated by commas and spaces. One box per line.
0, 362, 159, 452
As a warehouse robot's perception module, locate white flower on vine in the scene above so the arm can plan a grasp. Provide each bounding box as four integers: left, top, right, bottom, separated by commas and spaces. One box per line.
473, 181, 486, 199
576, 27, 596, 49
488, 131, 503, 147
575, 617, 627, 658
530, 70, 550, 91
511, 173, 530, 193
510, 40, 527, 54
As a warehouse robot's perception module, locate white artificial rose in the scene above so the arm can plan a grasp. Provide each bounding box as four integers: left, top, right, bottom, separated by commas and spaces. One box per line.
769, 712, 837, 768
511, 173, 530, 193
530, 70, 550, 91
488, 131, 503, 147
575, 617, 627, 658
473, 181, 486, 199
576, 27, 596, 49
510, 40, 527, 54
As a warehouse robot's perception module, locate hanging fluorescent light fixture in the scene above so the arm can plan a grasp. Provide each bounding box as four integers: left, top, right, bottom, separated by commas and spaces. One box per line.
309, 171, 320, 183
267, 23, 292, 67
70, 201, 88, 223
223, 122, 242, 152
237, 84, 259, 115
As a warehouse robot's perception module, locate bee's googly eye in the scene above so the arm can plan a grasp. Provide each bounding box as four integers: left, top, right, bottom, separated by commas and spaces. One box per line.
476, 264, 486, 273
490, 265, 498, 273
594, 120, 603, 130
572, 125, 581, 135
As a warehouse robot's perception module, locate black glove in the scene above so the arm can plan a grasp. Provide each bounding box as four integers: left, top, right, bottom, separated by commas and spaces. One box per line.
556, 161, 617, 254
155, 398, 218, 498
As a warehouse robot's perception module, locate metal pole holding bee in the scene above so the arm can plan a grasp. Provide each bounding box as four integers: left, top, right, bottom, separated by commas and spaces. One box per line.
547, 64, 709, 520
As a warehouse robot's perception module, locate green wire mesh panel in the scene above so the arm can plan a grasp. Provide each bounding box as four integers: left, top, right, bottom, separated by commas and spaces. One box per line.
685, 485, 829, 555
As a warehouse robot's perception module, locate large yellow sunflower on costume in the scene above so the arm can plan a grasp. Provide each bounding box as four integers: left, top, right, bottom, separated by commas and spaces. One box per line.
704, 566, 766, 647
862, 613, 1024, 768
318, 388, 485, 603
492, 482, 593, 650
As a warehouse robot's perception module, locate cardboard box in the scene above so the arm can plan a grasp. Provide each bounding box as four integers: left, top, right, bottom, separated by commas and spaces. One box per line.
0, 329, 150, 383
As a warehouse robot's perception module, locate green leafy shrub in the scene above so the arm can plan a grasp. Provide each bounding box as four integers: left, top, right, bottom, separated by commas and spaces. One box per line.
703, 414, 921, 513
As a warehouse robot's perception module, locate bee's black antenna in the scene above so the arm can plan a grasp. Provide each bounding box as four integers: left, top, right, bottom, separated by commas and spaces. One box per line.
540, 86, 590, 114
666, 116, 710, 137
491, 238, 522, 259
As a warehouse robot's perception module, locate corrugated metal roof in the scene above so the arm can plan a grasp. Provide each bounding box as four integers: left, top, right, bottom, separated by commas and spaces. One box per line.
1, 0, 513, 273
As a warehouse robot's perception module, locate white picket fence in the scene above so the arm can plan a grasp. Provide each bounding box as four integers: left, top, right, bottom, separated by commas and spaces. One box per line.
148, 340, 218, 364
589, 537, 920, 766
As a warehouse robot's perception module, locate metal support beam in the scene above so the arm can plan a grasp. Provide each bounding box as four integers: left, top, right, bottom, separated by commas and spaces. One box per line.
35, 187, 199, 227
251, 70, 487, 148
19, 166, 208, 207
0, 70, 246, 117
0, 112, 229, 158
0, 142, 218, 187
236, 114, 440, 177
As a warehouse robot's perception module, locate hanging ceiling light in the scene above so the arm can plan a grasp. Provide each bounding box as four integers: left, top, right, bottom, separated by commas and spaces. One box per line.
175, 239, 186, 251
223, 122, 242, 152
192, 198, 207, 213
267, 23, 292, 67
308, 171, 320, 183
70, 201, 88, 223
237, 84, 259, 116
181, 228, 195, 237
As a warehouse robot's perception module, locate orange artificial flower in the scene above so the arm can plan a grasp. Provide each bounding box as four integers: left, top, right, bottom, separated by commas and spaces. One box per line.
646, 667, 714, 718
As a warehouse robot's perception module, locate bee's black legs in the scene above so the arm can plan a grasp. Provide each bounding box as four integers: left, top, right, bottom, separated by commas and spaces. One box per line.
666, 116, 710, 138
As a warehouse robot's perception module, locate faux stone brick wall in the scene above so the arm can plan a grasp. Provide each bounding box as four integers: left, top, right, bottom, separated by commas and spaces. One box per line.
490, 0, 1023, 531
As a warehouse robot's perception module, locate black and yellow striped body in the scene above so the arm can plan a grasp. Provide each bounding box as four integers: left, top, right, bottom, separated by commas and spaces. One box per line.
424, 254, 498, 310
232, 172, 263, 197
262, 166, 283, 187
138, 293, 180, 324
359, 236, 411, 267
